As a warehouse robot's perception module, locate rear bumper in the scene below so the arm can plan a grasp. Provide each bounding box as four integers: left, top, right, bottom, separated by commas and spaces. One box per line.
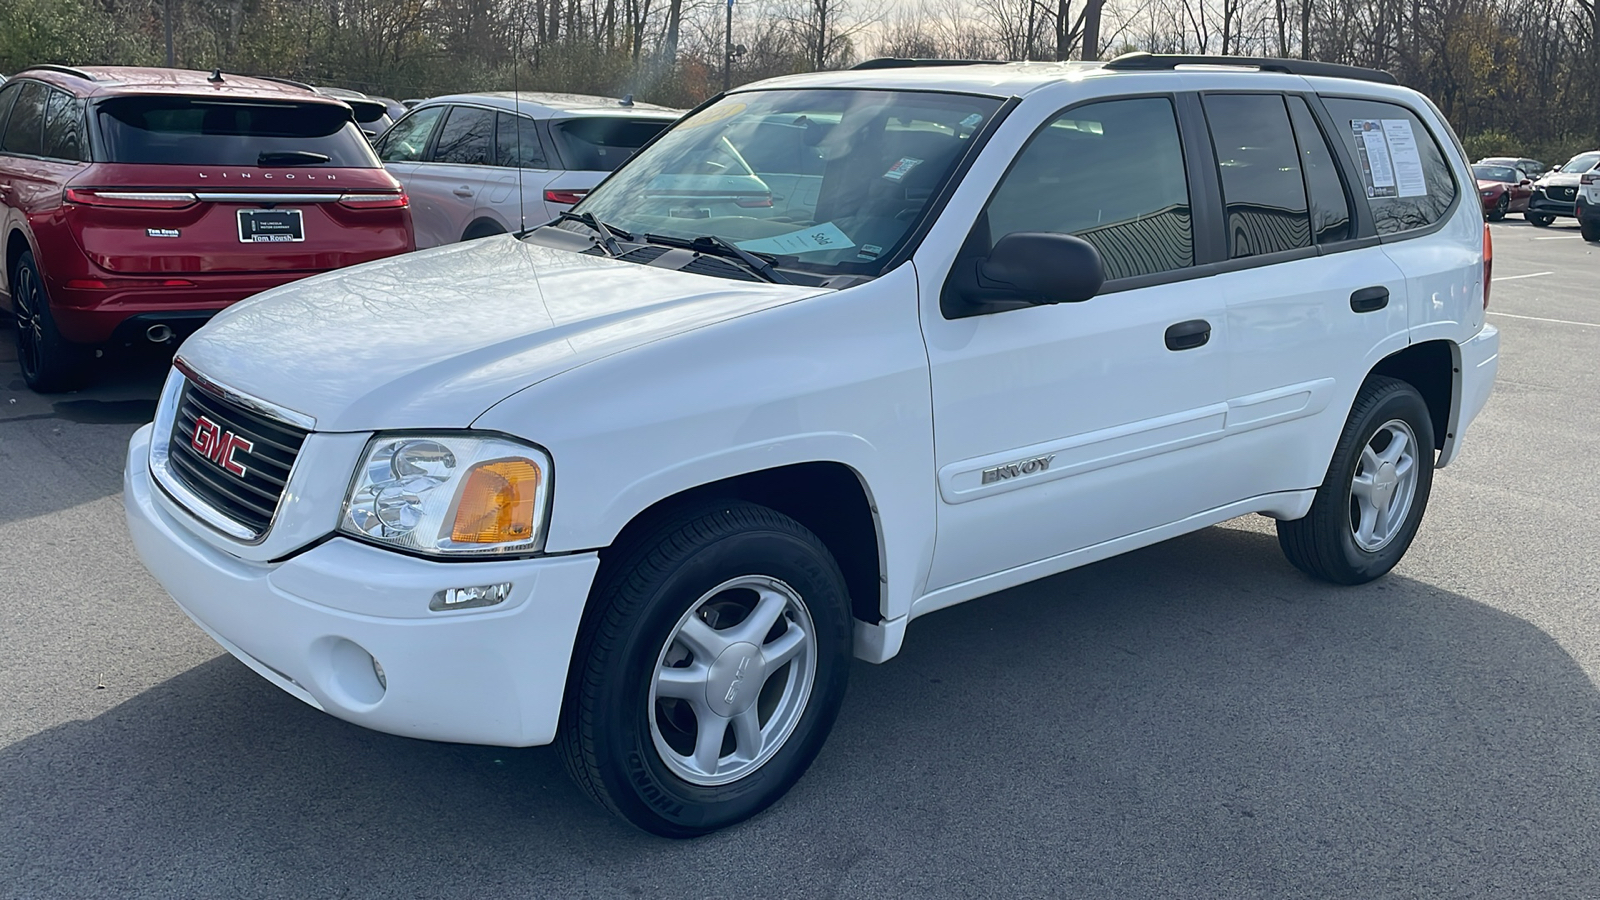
50, 271, 316, 343
1440, 324, 1499, 467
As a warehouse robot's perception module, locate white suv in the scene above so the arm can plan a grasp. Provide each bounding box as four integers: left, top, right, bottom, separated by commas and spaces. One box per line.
373, 92, 680, 247
124, 54, 1499, 837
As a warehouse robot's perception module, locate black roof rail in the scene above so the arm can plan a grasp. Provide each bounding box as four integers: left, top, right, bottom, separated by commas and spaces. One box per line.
248, 74, 316, 92
851, 58, 1005, 70
1102, 52, 1398, 85
20, 64, 98, 82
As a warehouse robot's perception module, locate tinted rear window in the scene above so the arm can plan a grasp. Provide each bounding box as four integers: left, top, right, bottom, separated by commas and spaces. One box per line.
551, 116, 672, 171
95, 97, 378, 167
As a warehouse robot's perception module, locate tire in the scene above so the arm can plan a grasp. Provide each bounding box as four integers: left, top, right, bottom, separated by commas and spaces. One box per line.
10, 251, 93, 393
1488, 194, 1508, 221
461, 220, 506, 242
1581, 217, 1600, 242
559, 502, 853, 837
1527, 212, 1554, 227
1277, 376, 1435, 585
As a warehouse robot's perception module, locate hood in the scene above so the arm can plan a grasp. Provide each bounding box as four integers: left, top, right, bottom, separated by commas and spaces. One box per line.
177, 237, 828, 432
1476, 179, 1507, 191
1537, 172, 1580, 187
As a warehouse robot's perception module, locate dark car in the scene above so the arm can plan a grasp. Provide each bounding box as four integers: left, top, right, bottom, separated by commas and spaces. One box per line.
1473, 164, 1533, 220
0, 66, 414, 392
1525, 150, 1599, 227
1478, 155, 1545, 177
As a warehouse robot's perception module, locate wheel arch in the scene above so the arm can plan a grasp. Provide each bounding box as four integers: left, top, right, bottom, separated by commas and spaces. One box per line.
1367, 339, 1455, 454
461, 216, 508, 242
4, 226, 32, 299
592, 461, 886, 631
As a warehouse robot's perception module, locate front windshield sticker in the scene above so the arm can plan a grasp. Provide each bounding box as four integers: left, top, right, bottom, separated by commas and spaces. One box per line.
883, 157, 923, 181
1351, 119, 1429, 199
960, 113, 985, 128
736, 222, 856, 255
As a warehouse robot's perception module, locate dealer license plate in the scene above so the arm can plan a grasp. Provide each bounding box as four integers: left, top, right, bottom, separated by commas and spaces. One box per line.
237, 209, 305, 243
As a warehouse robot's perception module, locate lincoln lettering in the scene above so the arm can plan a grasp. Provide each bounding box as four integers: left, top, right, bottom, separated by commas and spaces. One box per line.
981, 454, 1057, 485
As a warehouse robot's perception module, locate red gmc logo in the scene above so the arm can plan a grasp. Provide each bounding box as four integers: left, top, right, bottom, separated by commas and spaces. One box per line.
190, 415, 254, 477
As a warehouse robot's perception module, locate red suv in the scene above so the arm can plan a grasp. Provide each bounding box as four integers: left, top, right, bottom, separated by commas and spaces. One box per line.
0, 66, 414, 391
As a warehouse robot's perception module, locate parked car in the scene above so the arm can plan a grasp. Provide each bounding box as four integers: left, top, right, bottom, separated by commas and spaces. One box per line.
373, 92, 679, 247
1578, 163, 1600, 241
0, 65, 414, 392
1525, 150, 1599, 226
312, 86, 393, 139
1473, 163, 1533, 219
125, 53, 1497, 837
1477, 155, 1544, 177
369, 95, 407, 122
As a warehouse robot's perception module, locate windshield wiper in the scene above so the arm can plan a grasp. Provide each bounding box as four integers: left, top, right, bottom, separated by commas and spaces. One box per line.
643, 233, 791, 284
555, 211, 628, 256
257, 150, 330, 166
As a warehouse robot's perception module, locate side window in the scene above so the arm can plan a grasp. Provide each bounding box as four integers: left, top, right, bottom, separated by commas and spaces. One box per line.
1321, 97, 1457, 235
1, 82, 48, 157
42, 89, 87, 162
984, 97, 1193, 281
1286, 96, 1352, 244
495, 112, 546, 168
1203, 94, 1310, 258
0, 84, 21, 143
432, 106, 494, 165
375, 106, 444, 162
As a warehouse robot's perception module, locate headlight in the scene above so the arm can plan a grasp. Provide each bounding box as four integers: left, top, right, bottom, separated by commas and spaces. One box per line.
341, 433, 551, 556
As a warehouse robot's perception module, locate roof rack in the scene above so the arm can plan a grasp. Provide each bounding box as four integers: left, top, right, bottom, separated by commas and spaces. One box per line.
1102, 52, 1397, 85
20, 64, 98, 82
851, 58, 1005, 71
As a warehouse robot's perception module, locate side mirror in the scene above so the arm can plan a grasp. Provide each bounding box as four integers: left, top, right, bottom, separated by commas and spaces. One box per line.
1520, 179, 1532, 186
942, 232, 1106, 318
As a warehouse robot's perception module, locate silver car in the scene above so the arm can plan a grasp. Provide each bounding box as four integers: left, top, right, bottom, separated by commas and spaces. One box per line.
371, 92, 680, 247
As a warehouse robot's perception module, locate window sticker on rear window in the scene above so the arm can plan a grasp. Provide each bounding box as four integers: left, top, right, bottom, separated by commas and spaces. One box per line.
1351, 119, 1428, 199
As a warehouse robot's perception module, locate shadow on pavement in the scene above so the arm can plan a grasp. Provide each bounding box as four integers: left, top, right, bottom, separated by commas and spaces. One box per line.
3, 526, 1598, 898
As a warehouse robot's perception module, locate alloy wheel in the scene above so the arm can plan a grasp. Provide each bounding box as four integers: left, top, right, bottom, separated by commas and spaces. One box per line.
1348, 418, 1420, 552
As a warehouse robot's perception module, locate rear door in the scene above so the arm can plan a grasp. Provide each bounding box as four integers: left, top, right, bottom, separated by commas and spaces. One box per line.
484, 110, 556, 232
2, 82, 92, 279
78, 94, 409, 274
404, 104, 497, 247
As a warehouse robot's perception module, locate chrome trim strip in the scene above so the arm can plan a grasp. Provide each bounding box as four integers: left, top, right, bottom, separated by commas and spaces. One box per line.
173, 356, 317, 430
194, 192, 341, 203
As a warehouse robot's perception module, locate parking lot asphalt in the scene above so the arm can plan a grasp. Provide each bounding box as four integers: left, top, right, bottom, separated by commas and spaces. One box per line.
3, 220, 1599, 899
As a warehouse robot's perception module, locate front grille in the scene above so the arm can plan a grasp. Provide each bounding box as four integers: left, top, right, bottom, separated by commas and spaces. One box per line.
166, 381, 307, 536
1547, 185, 1577, 202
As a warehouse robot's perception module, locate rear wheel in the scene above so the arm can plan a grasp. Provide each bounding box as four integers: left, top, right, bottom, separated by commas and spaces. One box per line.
1277, 376, 1435, 585
461, 220, 507, 242
560, 502, 853, 837
1527, 212, 1554, 227
10, 251, 92, 393
1581, 217, 1600, 242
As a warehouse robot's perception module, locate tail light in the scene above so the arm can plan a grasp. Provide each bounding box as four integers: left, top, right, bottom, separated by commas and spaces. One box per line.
65, 189, 197, 210
1583, 173, 1599, 185
338, 191, 409, 209
544, 189, 589, 206
1482, 223, 1493, 309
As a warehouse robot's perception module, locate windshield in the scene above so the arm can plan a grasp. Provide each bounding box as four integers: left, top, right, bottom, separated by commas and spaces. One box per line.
572, 89, 1003, 277
96, 97, 378, 167
1559, 153, 1600, 174
1473, 165, 1516, 182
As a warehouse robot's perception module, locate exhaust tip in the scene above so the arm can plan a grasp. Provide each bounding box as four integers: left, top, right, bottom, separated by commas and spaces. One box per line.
146, 324, 174, 344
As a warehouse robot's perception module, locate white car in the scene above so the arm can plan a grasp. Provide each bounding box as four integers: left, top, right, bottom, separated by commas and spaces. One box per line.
373, 92, 680, 247
125, 53, 1498, 837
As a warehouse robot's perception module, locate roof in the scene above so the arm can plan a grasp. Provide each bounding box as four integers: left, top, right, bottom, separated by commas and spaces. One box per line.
418, 91, 682, 118
7, 66, 347, 104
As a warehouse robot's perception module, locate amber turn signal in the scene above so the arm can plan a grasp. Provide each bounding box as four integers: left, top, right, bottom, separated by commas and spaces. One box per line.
450, 460, 542, 543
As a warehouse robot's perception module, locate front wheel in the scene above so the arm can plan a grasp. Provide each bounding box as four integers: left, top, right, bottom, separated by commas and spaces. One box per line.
1277, 376, 1435, 585
559, 502, 853, 836
1527, 212, 1554, 227
1489, 194, 1508, 221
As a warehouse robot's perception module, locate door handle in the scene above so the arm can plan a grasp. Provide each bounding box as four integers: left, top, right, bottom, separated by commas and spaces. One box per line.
1350, 286, 1389, 313
453, 186, 474, 198
1165, 319, 1211, 351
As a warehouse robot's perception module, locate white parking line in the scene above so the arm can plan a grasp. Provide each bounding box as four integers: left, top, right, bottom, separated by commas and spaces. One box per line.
1492, 271, 1553, 282
1487, 311, 1600, 328
1533, 236, 1579, 240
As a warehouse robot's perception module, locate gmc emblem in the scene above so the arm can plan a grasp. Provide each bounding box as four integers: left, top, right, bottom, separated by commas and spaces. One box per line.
191, 415, 254, 477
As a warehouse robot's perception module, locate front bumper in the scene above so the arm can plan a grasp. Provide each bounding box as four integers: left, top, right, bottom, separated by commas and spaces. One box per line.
124, 423, 601, 747
1526, 191, 1576, 217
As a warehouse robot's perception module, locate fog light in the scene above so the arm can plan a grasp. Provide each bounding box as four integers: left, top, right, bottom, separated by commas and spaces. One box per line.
430, 582, 512, 612
371, 657, 387, 690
